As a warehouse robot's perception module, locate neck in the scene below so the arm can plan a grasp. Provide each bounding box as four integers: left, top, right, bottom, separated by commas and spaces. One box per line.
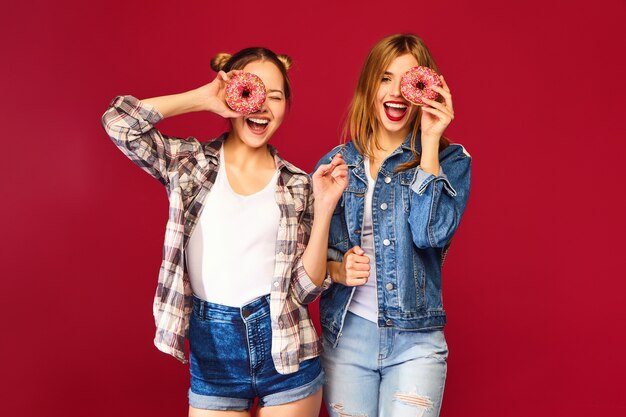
223, 133, 275, 170
372, 127, 408, 160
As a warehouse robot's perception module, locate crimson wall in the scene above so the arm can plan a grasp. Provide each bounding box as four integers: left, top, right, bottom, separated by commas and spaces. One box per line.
2, 1, 625, 416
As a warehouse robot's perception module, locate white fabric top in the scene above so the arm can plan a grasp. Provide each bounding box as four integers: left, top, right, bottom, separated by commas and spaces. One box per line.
348, 157, 379, 323
186, 146, 280, 307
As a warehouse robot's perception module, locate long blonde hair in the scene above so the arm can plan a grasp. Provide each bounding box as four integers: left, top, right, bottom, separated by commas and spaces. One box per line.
343, 34, 449, 170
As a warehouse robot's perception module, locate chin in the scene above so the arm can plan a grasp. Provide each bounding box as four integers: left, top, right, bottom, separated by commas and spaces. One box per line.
241, 133, 271, 148
379, 113, 412, 135
382, 121, 409, 133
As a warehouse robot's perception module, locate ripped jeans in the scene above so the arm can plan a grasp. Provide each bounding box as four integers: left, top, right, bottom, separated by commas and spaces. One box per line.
321, 311, 448, 417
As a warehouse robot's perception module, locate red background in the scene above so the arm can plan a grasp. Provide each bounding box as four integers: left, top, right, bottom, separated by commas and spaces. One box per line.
2, 0, 625, 416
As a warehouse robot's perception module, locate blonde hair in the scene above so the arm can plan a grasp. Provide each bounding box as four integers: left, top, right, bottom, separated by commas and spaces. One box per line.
210, 48, 293, 104
343, 34, 449, 170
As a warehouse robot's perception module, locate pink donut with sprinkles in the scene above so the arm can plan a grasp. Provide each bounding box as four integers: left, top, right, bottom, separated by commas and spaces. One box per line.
400, 66, 442, 106
225, 72, 267, 114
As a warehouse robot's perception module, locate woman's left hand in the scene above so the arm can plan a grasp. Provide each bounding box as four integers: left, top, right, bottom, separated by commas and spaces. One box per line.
312, 153, 348, 214
420, 75, 454, 141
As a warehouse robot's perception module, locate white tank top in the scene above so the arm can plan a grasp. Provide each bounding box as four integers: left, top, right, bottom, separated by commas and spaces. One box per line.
186, 146, 280, 306
348, 157, 379, 323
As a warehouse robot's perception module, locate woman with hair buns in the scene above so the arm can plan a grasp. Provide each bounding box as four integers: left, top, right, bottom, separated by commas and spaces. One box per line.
102, 47, 347, 416
316, 34, 471, 417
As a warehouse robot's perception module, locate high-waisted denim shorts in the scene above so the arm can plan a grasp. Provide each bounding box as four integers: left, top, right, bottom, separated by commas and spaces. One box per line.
188, 294, 324, 411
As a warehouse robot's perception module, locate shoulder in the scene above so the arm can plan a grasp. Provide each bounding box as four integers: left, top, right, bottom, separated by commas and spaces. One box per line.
276, 157, 311, 191
439, 143, 472, 180
319, 144, 345, 162
316, 142, 358, 169
440, 142, 471, 161
281, 159, 309, 178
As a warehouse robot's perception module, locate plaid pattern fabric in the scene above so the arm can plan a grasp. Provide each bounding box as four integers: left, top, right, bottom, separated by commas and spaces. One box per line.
102, 95, 330, 374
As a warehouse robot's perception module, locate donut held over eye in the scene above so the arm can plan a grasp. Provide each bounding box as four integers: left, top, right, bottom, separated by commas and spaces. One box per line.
400, 66, 442, 106
225, 72, 267, 114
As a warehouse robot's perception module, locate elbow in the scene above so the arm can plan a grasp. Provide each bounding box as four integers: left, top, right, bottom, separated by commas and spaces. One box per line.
290, 262, 325, 305
427, 217, 460, 248
101, 109, 116, 136
291, 282, 323, 305
101, 107, 127, 144
296, 292, 320, 305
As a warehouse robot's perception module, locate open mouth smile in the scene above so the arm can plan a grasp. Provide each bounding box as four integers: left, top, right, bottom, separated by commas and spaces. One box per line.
245, 117, 270, 134
384, 101, 408, 121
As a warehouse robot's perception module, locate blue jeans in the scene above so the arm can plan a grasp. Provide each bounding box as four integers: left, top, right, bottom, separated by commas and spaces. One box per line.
321, 311, 448, 417
188, 295, 324, 411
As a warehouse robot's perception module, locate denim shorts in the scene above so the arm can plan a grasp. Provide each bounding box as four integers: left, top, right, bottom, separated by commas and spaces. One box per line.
188, 294, 324, 411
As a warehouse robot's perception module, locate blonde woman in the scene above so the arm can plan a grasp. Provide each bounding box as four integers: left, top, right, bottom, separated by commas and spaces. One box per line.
316, 34, 471, 417
102, 47, 347, 417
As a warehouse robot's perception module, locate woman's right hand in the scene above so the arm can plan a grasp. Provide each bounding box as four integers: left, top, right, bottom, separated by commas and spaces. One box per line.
199, 70, 243, 118
331, 246, 370, 286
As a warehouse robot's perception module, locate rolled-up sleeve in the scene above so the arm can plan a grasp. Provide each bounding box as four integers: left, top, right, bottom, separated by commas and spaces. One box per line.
408, 145, 472, 248
101, 95, 180, 186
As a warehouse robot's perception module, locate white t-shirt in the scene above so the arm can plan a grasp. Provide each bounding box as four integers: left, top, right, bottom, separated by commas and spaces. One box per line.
348, 157, 379, 323
185, 147, 280, 307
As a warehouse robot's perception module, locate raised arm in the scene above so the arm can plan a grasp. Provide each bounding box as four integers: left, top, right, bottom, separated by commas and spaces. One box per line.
408, 144, 471, 248
101, 71, 241, 185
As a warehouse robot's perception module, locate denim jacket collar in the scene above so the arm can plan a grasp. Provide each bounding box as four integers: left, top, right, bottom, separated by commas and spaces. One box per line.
339, 131, 422, 190
340, 130, 422, 167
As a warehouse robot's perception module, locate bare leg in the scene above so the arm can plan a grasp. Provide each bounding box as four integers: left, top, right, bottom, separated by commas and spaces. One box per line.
188, 406, 251, 417
257, 388, 322, 417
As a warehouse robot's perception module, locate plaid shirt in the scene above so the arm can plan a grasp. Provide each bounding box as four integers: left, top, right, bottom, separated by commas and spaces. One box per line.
102, 95, 329, 374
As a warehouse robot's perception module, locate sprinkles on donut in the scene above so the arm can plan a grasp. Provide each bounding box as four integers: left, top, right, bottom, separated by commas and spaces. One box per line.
400, 66, 442, 106
225, 72, 267, 114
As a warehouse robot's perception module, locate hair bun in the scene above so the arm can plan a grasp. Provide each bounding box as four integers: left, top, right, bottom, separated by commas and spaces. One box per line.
277, 54, 293, 71
210, 52, 232, 72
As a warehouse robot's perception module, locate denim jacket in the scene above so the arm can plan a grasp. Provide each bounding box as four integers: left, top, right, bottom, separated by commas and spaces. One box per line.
315, 131, 471, 347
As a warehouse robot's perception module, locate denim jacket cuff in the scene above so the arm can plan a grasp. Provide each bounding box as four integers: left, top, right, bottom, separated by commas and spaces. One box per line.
411, 166, 457, 197
328, 247, 344, 263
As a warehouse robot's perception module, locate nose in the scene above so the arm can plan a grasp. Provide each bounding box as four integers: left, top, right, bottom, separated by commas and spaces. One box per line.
390, 79, 402, 97
254, 99, 269, 114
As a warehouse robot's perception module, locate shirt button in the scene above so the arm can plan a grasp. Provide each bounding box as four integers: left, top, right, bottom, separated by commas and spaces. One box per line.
273, 281, 280, 288
354, 229, 361, 234
380, 203, 388, 210
386, 283, 394, 290
384, 176, 391, 184
383, 239, 391, 246
385, 319, 393, 326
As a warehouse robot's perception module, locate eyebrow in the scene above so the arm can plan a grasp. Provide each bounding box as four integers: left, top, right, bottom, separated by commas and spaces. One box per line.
267, 89, 284, 95
384, 71, 394, 75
